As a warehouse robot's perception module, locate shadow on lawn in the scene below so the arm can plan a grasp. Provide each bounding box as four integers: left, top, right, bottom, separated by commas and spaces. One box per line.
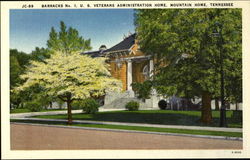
211, 111, 242, 128
88, 112, 201, 126
72, 111, 242, 128
30, 110, 242, 128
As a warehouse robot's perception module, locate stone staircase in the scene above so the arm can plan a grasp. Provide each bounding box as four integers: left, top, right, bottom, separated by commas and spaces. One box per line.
102, 91, 160, 110
102, 97, 140, 109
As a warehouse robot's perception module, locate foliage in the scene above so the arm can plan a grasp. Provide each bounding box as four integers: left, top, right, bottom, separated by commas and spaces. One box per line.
10, 49, 31, 68
16, 51, 122, 100
30, 47, 51, 62
10, 49, 31, 88
135, 9, 242, 123
125, 101, 140, 111
132, 80, 152, 100
13, 21, 122, 124
25, 101, 43, 112
158, 99, 167, 110
13, 83, 53, 109
10, 47, 55, 109
10, 91, 23, 109
10, 56, 22, 88
56, 98, 65, 109
72, 100, 83, 110
135, 9, 241, 100
10, 49, 32, 109
78, 98, 100, 114
47, 21, 92, 54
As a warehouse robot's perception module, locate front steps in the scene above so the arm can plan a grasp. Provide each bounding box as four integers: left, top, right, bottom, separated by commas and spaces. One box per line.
102, 91, 161, 110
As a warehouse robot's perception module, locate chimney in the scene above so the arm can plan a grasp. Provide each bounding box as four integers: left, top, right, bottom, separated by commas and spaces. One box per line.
99, 45, 107, 53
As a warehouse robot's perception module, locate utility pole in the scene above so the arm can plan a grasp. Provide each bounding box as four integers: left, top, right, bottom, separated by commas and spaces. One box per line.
212, 22, 227, 127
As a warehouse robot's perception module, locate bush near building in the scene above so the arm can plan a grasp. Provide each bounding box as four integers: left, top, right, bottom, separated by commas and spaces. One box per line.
125, 101, 140, 111
158, 99, 167, 110
78, 98, 100, 114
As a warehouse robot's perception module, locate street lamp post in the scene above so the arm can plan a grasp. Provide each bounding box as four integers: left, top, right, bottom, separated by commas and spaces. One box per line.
212, 23, 227, 127
218, 34, 227, 127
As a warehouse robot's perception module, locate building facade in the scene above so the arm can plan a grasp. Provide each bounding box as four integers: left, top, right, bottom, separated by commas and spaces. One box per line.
84, 33, 161, 109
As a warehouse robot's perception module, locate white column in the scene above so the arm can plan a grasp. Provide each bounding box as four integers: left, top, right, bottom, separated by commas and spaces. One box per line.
149, 59, 157, 95
149, 59, 154, 79
127, 59, 133, 91
149, 59, 158, 108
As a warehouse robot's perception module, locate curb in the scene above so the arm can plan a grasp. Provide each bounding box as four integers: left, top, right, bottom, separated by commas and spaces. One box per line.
11, 122, 243, 141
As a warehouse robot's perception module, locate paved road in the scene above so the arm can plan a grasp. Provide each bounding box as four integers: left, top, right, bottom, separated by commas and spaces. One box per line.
11, 124, 242, 150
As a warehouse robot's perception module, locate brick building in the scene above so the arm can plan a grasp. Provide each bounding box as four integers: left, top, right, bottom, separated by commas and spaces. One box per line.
84, 33, 160, 109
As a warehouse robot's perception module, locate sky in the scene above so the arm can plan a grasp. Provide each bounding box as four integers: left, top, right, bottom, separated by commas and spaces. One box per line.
10, 9, 135, 54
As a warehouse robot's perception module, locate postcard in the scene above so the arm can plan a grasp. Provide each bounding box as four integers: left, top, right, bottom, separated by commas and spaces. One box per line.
1, 1, 250, 159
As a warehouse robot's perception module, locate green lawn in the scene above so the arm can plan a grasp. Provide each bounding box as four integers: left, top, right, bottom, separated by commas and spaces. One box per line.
10, 108, 67, 114
10, 119, 242, 138
33, 110, 242, 128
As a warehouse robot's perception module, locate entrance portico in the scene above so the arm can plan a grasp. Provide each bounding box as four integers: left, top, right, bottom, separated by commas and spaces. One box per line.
114, 55, 153, 96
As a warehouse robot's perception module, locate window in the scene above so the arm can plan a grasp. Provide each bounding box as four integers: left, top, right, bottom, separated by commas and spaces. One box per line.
142, 64, 149, 79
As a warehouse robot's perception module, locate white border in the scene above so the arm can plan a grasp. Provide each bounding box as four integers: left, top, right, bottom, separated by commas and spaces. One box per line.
1, 1, 250, 159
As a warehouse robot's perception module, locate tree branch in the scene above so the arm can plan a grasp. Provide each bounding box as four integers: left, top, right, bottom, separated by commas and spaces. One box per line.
58, 95, 67, 102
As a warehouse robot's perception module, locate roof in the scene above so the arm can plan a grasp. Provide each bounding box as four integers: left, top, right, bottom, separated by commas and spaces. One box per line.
83, 33, 136, 57
83, 50, 103, 58
105, 33, 136, 53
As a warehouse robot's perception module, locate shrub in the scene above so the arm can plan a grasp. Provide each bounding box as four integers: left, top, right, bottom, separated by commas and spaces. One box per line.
158, 99, 167, 110
25, 101, 43, 112
71, 101, 82, 110
125, 101, 139, 111
132, 80, 152, 100
78, 98, 100, 114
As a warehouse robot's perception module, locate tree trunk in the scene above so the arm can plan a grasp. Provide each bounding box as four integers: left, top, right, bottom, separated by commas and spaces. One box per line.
201, 91, 212, 124
50, 102, 53, 108
236, 103, 238, 111
66, 99, 72, 125
215, 98, 219, 111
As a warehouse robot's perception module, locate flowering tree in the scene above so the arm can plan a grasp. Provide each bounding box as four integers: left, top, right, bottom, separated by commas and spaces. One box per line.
15, 51, 122, 124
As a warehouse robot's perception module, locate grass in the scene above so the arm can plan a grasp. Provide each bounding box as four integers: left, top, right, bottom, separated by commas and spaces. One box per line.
32, 110, 242, 128
10, 108, 67, 114
10, 119, 242, 138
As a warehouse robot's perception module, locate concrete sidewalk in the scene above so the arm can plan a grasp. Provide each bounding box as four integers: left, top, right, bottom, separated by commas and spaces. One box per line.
10, 108, 125, 119
10, 108, 242, 133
